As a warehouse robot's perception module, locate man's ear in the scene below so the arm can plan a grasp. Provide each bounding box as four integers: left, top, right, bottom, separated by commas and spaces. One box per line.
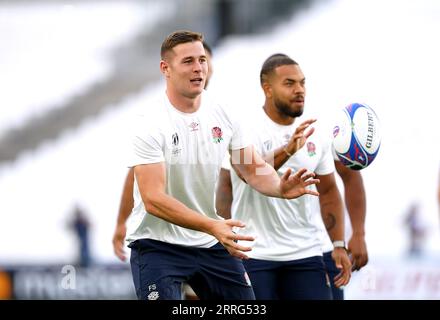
262, 81, 272, 98
160, 60, 169, 77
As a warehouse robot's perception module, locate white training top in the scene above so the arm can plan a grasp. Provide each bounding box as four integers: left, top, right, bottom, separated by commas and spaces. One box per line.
230, 108, 335, 261
126, 91, 249, 247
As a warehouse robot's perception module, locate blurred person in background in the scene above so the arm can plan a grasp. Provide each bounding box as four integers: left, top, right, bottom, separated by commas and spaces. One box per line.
404, 201, 427, 257
216, 53, 351, 299
69, 203, 92, 267
119, 30, 319, 300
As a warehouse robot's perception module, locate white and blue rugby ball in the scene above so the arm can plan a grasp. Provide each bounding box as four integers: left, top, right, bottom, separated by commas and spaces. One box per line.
333, 103, 381, 170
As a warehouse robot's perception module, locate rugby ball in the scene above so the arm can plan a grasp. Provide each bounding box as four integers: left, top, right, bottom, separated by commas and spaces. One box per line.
333, 103, 381, 170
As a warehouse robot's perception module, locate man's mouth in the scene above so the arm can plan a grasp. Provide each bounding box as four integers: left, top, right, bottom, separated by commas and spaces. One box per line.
190, 77, 203, 84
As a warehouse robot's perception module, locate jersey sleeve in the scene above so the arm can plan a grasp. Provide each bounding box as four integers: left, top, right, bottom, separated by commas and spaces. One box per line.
331, 144, 340, 162
315, 134, 336, 176
228, 106, 251, 151
128, 115, 165, 167
221, 153, 232, 170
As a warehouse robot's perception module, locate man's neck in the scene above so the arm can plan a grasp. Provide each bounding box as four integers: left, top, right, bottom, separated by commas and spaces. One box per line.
263, 103, 295, 126
166, 89, 201, 114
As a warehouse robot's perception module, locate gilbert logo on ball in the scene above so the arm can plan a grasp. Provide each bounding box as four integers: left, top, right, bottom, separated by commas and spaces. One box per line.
333, 103, 381, 170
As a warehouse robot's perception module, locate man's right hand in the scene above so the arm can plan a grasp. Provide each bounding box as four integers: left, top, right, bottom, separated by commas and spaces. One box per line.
284, 118, 316, 156
112, 224, 127, 262
332, 247, 352, 287
209, 219, 255, 260
279, 168, 320, 199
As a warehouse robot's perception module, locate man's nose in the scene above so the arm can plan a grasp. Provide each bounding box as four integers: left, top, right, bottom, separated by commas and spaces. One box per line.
294, 83, 305, 93
194, 61, 203, 72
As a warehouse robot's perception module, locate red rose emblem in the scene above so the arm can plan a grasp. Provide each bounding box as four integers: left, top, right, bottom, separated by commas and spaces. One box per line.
212, 127, 223, 143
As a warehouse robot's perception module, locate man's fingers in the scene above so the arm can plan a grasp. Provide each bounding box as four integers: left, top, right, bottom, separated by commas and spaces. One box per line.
290, 169, 318, 184
230, 250, 250, 260
296, 124, 308, 132
339, 274, 350, 287
225, 219, 246, 228
333, 271, 343, 282
116, 252, 127, 262
359, 256, 369, 269
114, 245, 127, 262
294, 119, 316, 134
303, 178, 320, 186
300, 172, 316, 181
334, 272, 346, 287
223, 241, 252, 260
221, 220, 255, 254
281, 168, 292, 181
334, 277, 346, 288
225, 220, 255, 242
351, 261, 359, 272
304, 127, 315, 139
305, 118, 317, 125
228, 241, 253, 252
352, 255, 368, 271
334, 270, 350, 287
292, 168, 307, 178
298, 118, 317, 127
350, 254, 359, 271
304, 189, 320, 196
232, 234, 255, 242
332, 255, 352, 287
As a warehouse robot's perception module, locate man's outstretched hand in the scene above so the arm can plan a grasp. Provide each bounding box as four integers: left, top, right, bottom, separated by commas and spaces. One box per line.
280, 168, 320, 199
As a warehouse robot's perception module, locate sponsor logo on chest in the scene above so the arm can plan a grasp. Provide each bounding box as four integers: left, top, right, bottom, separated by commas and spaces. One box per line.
188, 121, 199, 132
171, 132, 181, 156
263, 140, 272, 152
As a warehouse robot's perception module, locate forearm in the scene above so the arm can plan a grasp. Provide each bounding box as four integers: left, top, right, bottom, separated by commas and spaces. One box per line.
238, 162, 282, 198
117, 169, 135, 225
337, 164, 366, 235
145, 191, 216, 235
233, 146, 282, 198
233, 146, 318, 200
345, 183, 366, 235
263, 145, 292, 171
319, 187, 345, 242
215, 168, 233, 219
134, 163, 219, 237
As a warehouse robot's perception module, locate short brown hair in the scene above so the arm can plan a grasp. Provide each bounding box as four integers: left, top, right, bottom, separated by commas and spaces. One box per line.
260, 53, 298, 85
161, 30, 204, 59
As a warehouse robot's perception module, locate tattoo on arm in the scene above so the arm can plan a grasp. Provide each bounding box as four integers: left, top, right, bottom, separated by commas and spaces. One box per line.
324, 213, 336, 231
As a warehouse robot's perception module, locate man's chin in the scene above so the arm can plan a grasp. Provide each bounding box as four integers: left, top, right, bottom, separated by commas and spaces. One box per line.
185, 88, 203, 98
292, 105, 304, 117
